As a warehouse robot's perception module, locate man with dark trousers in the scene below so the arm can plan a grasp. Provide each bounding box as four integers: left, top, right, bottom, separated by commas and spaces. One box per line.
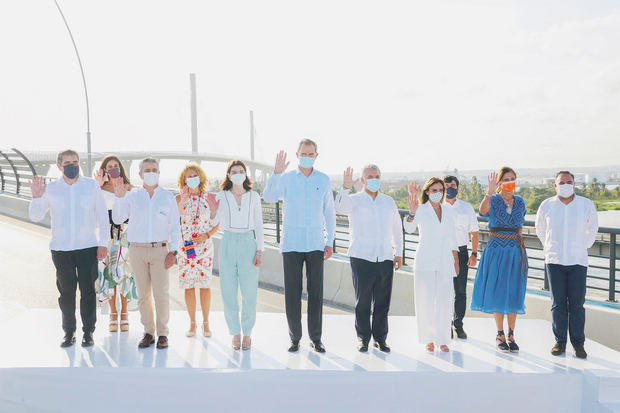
29, 149, 109, 348
263, 138, 336, 353
335, 165, 403, 352
443, 175, 479, 339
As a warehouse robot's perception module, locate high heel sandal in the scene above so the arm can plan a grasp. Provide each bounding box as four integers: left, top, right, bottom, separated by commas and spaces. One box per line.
507, 329, 519, 353
202, 321, 212, 337
242, 336, 251, 350
426, 343, 435, 352
439, 344, 450, 352
496, 330, 510, 353
109, 312, 119, 332
232, 335, 241, 350
186, 322, 197, 337
120, 312, 129, 332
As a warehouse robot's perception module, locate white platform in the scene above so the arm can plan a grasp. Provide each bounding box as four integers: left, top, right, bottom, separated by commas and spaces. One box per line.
0, 309, 618, 412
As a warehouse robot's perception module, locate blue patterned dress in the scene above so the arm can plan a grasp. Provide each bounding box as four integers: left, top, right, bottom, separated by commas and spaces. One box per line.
471, 194, 528, 314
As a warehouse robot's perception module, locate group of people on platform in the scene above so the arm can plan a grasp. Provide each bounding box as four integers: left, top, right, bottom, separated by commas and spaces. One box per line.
28, 138, 598, 359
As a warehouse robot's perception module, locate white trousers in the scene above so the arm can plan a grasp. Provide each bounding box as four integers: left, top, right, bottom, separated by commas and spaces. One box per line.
414, 270, 455, 345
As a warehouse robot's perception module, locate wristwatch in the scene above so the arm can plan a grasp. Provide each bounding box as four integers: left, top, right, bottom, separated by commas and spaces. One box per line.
406, 213, 415, 221
471, 251, 478, 257
171, 250, 178, 256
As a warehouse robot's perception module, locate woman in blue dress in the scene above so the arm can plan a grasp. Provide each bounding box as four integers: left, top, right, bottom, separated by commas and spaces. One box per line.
471, 167, 528, 353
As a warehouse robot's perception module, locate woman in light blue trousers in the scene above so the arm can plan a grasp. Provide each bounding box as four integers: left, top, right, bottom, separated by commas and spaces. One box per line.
212, 160, 264, 350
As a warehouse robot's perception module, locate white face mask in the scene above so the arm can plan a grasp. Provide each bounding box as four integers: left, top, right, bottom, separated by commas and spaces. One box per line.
230, 173, 246, 186
429, 191, 443, 203
143, 172, 159, 186
558, 183, 574, 198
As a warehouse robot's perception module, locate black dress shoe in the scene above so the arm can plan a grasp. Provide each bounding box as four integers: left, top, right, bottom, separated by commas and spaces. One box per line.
81, 332, 94, 347
60, 333, 76, 348
373, 341, 391, 353
551, 343, 566, 356
574, 346, 587, 359
357, 340, 369, 352
138, 333, 155, 348
310, 341, 326, 353
453, 326, 468, 339
288, 341, 300, 352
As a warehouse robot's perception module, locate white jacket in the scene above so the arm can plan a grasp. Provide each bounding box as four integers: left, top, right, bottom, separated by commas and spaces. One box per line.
403, 202, 458, 277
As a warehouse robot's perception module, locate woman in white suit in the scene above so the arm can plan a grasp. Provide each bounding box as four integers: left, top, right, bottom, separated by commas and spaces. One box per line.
404, 177, 459, 352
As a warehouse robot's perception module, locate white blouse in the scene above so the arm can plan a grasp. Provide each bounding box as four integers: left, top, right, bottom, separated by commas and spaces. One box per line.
212, 190, 265, 250
403, 202, 458, 277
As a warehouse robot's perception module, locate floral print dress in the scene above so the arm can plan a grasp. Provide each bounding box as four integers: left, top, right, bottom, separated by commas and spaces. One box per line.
178, 193, 215, 289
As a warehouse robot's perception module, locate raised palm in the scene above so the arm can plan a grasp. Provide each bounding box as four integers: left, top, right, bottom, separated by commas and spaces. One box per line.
113, 179, 127, 198
30, 176, 46, 198
94, 169, 108, 187
274, 150, 289, 174
487, 172, 499, 194
408, 181, 420, 213
206, 192, 220, 218
343, 167, 359, 189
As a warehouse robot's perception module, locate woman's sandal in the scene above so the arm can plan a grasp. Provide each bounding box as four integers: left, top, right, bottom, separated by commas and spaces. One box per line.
186, 321, 197, 337
507, 329, 519, 353
232, 335, 241, 350
242, 336, 251, 350
426, 343, 435, 352
120, 312, 129, 332
439, 344, 450, 352
496, 330, 510, 353
109, 312, 118, 332
202, 321, 212, 338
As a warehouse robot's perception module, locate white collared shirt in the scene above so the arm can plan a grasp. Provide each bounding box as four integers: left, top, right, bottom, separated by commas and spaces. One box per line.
444, 199, 479, 247
535, 195, 598, 267
335, 188, 403, 262
212, 190, 265, 250
112, 186, 181, 250
28, 176, 109, 251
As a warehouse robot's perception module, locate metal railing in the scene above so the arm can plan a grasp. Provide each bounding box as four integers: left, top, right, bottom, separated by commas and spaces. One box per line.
262, 202, 620, 305
0, 148, 38, 197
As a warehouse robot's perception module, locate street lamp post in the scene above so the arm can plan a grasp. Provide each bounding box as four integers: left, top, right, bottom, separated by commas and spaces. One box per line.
53, 0, 92, 175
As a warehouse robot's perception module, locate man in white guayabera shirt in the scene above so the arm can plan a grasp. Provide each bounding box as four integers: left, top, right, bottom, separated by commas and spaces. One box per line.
112, 157, 181, 350
29, 149, 109, 348
335, 165, 403, 353
535, 170, 598, 359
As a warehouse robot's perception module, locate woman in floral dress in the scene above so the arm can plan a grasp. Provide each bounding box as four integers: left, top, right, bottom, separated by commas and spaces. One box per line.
95, 155, 137, 332
176, 163, 220, 337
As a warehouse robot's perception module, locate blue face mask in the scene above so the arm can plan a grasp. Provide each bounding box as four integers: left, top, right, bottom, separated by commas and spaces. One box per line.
63, 164, 79, 179
186, 176, 200, 189
366, 178, 381, 192
446, 187, 458, 199
299, 156, 315, 169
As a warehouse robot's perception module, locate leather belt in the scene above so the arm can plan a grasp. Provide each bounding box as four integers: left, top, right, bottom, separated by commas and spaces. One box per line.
129, 241, 168, 248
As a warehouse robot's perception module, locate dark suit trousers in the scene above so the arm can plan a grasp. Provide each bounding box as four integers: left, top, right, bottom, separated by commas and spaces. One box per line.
282, 250, 324, 342
50, 247, 99, 334
350, 257, 394, 343
453, 246, 470, 328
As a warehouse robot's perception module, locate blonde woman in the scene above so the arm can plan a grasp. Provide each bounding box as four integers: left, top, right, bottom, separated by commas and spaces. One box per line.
175, 163, 220, 337
403, 177, 459, 352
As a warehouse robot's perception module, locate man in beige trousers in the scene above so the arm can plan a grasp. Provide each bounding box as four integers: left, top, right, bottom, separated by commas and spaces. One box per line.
112, 157, 181, 349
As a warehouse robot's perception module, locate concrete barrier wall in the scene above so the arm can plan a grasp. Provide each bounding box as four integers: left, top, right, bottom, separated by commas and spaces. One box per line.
2, 193, 619, 350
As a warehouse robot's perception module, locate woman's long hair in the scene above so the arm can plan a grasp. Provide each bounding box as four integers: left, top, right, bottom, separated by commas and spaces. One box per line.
220, 160, 253, 191
177, 162, 208, 194
100, 155, 130, 185
420, 177, 445, 204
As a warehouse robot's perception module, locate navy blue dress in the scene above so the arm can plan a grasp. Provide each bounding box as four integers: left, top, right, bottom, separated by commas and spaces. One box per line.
471, 194, 528, 314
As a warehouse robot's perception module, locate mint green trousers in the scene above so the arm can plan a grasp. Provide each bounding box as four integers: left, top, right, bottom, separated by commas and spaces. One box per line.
218, 231, 259, 336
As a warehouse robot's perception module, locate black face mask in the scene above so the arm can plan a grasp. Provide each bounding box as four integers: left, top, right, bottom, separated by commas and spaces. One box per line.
446, 187, 458, 199
63, 164, 80, 179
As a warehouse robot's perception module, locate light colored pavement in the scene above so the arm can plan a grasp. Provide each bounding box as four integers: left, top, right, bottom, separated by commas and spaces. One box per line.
0, 214, 348, 315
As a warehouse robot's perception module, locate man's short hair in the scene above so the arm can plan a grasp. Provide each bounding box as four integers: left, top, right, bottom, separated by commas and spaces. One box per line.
297, 138, 318, 153
56, 149, 79, 164
443, 175, 459, 187
139, 157, 159, 172
362, 164, 381, 178
555, 170, 575, 180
